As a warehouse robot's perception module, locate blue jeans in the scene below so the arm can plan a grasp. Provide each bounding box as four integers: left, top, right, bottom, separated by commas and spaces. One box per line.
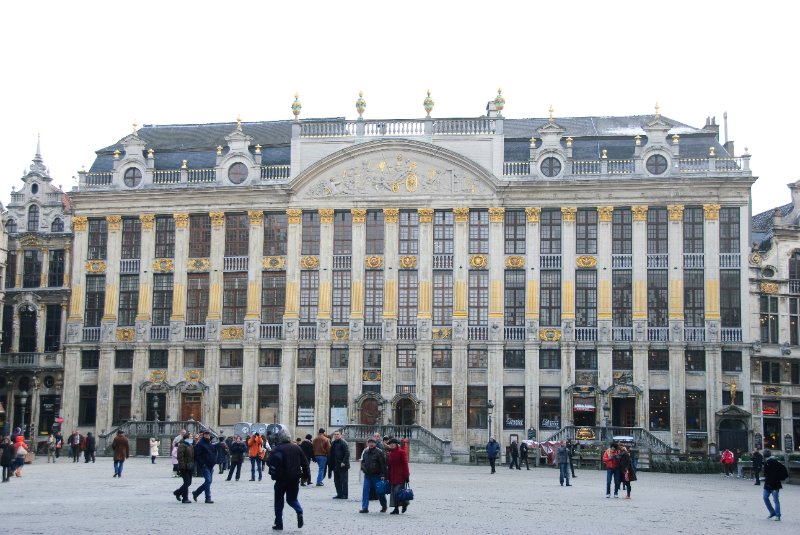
194, 465, 213, 500
606, 468, 620, 495
274, 479, 302, 527
251, 457, 262, 480
559, 463, 570, 485
763, 488, 781, 518
361, 474, 387, 511
315, 455, 328, 485
113, 459, 125, 476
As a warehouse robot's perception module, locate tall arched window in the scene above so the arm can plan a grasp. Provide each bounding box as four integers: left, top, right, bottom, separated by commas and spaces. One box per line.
6, 219, 17, 233
51, 218, 64, 232
789, 251, 800, 281
27, 205, 40, 231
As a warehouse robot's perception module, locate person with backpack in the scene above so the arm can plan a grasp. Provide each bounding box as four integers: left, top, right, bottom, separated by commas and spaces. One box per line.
267, 427, 310, 531
762, 449, 788, 521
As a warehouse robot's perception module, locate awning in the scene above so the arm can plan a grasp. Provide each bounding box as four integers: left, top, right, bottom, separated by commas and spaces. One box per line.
573, 402, 596, 412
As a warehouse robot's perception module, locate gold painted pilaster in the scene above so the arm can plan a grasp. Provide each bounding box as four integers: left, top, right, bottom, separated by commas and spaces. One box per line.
598, 279, 611, 320
526, 280, 539, 319
562, 279, 575, 319
383, 279, 397, 318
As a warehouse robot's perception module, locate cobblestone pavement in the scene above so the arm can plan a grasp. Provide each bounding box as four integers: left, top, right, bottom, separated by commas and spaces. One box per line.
2, 456, 798, 534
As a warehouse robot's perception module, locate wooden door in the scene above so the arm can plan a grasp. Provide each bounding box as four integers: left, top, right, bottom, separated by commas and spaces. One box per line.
360, 398, 378, 425
182, 393, 202, 421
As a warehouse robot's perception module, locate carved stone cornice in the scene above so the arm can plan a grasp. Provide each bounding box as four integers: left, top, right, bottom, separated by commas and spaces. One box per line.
525, 207, 541, 223
286, 209, 303, 224
351, 208, 367, 224
174, 213, 189, 229
418, 208, 434, 224
597, 206, 614, 222
106, 215, 122, 231
489, 207, 505, 223
561, 207, 577, 222
453, 207, 470, 223
319, 208, 334, 224
632, 205, 649, 221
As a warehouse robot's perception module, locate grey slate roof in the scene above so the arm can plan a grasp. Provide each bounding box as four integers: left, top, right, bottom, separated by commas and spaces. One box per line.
751, 203, 794, 249
90, 115, 724, 173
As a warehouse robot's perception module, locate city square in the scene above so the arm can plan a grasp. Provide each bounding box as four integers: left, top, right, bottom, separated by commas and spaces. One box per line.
3, 456, 797, 534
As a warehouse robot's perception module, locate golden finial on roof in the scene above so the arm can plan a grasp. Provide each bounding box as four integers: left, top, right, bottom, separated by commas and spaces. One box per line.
601, 149, 608, 159
181, 160, 187, 169
655, 102, 661, 118
255, 144, 262, 154
147, 148, 154, 158
672, 134, 680, 145
236, 114, 242, 130
709, 146, 715, 157
423, 89, 434, 117
113, 149, 120, 159
494, 88, 505, 113
356, 91, 366, 119
548, 105, 554, 122
635, 135, 642, 146
566, 137, 573, 147
530, 137, 537, 147
292, 93, 302, 118
216, 145, 223, 156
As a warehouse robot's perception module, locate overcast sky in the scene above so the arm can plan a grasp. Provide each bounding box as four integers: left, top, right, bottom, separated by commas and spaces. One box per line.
1, 1, 794, 215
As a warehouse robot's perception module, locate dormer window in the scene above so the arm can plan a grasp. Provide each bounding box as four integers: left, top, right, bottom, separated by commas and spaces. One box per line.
124, 167, 142, 187
27, 205, 39, 231
541, 157, 562, 178
52, 218, 64, 232
646, 154, 668, 175
31, 184, 39, 195
228, 162, 248, 184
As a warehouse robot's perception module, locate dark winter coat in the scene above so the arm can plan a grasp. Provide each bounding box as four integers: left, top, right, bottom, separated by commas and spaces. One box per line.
229, 441, 247, 463
84, 434, 96, 452
111, 434, 129, 461
519, 442, 528, 459
215, 440, 229, 464
193, 437, 216, 469
271, 441, 310, 482
752, 451, 764, 469
329, 437, 350, 471
763, 457, 788, 491
1, 442, 15, 467
486, 439, 501, 459
177, 441, 195, 471
300, 439, 314, 461
361, 446, 387, 476
619, 450, 637, 482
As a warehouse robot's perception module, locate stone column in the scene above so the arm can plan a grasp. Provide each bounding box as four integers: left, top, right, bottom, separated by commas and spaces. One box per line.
242, 346, 259, 422
488, 343, 503, 443
135, 214, 155, 341
102, 215, 122, 342
39, 248, 49, 288
350, 209, 367, 339
416, 340, 432, 428
170, 213, 190, 341
669, 347, 686, 450
280, 345, 298, 431
317, 208, 334, 341
417, 208, 434, 340
597, 207, 614, 393
203, 347, 220, 426
14, 247, 22, 288
488, 208, 505, 342
348, 342, 364, 421
67, 217, 89, 332
631, 206, 649, 340
131, 347, 149, 420
525, 208, 541, 341
97, 349, 114, 433
703, 203, 722, 434
451, 339, 468, 452
315, 345, 330, 430
283, 209, 303, 340
452, 208, 469, 341
206, 212, 225, 339
668, 205, 685, 342
63, 243, 72, 288
560, 207, 577, 339
244, 211, 264, 340
525, 344, 540, 438
382, 208, 399, 336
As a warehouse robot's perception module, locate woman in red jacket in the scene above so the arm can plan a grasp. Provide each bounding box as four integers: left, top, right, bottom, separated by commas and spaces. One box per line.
386, 438, 410, 514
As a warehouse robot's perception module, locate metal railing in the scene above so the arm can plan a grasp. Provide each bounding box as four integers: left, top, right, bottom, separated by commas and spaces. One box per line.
545, 426, 676, 454
335, 424, 451, 461
333, 255, 352, 270
97, 420, 216, 456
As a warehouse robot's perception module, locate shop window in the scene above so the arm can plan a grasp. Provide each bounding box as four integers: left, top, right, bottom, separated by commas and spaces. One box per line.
503, 387, 525, 429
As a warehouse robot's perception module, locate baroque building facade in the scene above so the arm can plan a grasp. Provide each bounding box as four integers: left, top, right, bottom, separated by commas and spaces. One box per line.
55, 94, 756, 456
750, 184, 800, 453
0, 141, 71, 437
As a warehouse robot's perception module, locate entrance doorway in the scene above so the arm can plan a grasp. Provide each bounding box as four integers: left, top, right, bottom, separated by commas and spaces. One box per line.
395, 398, 415, 425
719, 419, 748, 452
573, 397, 597, 426
360, 398, 378, 425
182, 393, 202, 421
612, 397, 636, 427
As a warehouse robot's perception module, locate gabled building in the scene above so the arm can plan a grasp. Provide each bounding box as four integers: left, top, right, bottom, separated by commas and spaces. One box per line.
1, 139, 72, 438
60, 93, 756, 459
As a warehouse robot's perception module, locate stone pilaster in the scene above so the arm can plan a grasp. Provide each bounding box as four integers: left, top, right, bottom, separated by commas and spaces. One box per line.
417, 208, 433, 339
668, 205, 685, 339
452, 207, 469, 340
525, 207, 541, 341
244, 211, 264, 339
206, 212, 225, 339
97, 349, 114, 433
102, 215, 122, 341
315, 345, 331, 429
487, 343, 503, 440
631, 206, 648, 338
450, 340, 468, 451
279, 344, 298, 430
67, 216, 89, 325
135, 214, 155, 341
283, 209, 302, 340
524, 344, 540, 437
170, 213, 190, 337
560, 208, 577, 335
382, 209, 399, 337
669, 347, 686, 450
597, 207, 613, 341
488, 207, 505, 341
242, 346, 259, 421
350, 209, 367, 338
317, 209, 334, 340
415, 341, 432, 428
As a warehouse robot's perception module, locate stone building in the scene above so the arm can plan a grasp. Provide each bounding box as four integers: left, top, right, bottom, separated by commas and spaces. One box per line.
57, 93, 756, 458
0, 140, 71, 437
750, 185, 800, 453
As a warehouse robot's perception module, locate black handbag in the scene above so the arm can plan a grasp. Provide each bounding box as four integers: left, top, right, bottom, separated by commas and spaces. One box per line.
397, 483, 414, 502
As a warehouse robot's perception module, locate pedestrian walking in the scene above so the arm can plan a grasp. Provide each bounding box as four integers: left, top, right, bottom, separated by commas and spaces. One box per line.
111, 429, 130, 478
227, 435, 247, 481
268, 427, 310, 531
83, 432, 96, 463
519, 441, 530, 470
720, 448, 735, 476
215, 435, 229, 474
359, 437, 387, 513
312, 428, 331, 486
173, 435, 195, 503
486, 437, 500, 474
300, 434, 313, 486
567, 439, 577, 477
557, 441, 571, 486
328, 430, 350, 499
149, 437, 160, 464
603, 442, 621, 498
752, 447, 764, 485
1, 436, 15, 481
13, 435, 29, 477
618, 445, 637, 498
54, 431, 63, 459
173, 429, 187, 447
508, 439, 520, 470
247, 432, 263, 481
47, 434, 57, 463
191, 430, 216, 503
762, 449, 788, 521
386, 438, 410, 514
171, 441, 179, 476
69, 430, 82, 462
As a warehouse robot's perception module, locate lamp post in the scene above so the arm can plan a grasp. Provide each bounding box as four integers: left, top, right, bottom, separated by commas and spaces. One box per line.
602, 401, 610, 443
19, 390, 29, 440
487, 400, 495, 441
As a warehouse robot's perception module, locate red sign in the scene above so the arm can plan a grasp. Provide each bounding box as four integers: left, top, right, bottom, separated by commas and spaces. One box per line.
57, 417, 64, 423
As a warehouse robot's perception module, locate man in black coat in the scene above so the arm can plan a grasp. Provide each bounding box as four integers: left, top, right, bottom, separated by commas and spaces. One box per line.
762, 449, 788, 521
269, 428, 310, 531
215, 436, 229, 474
191, 430, 217, 503
83, 432, 96, 463
752, 447, 764, 485
328, 431, 350, 499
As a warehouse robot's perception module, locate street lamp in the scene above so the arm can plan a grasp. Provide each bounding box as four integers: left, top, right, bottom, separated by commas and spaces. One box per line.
19, 390, 29, 440
602, 401, 610, 442
487, 400, 495, 441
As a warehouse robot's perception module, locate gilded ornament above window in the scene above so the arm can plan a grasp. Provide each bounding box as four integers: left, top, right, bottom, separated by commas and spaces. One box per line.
365, 256, 383, 269
116, 328, 135, 342
174, 213, 189, 229
399, 255, 418, 269
153, 259, 174, 272
560, 207, 577, 222
539, 328, 562, 342
332, 328, 350, 341
221, 327, 244, 340
186, 369, 203, 383
453, 207, 469, 223
576, 256, 597, 268
383, 208, 399, 223
319, 208, 334, 224
248, 210, 264, 225
351, 208, 367, 223
596, 206, 613, 222
631, 205, 648, 221
286, 209, 303, 224
760, 282, 779, 294
140, 214, 155, 230
525, 207, 541, 223
209, 212, 225, 228
188, 258, 210, 272
418, 208, 434, 223
432, 328, 452, 340
150, 370, 167, 383
262, 256, 286, 270
469, 254, 488, 269
505, 256, 525, 269
488, 207, 505, 223
363, 370, 382, 382
667, 204, 684, 221
106, 215, 122, 231
72, 216, 88, 231
85, 260, 107, 273
300, 256, 320, 269
703, 203, 720, 220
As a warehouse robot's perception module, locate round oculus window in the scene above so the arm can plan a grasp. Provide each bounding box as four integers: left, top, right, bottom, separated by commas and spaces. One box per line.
228, 162, 249, 184
762, 267, 775, 278
646, 154, 668, 175
43, 376, 56, 388
540, 157, 562, 177
123, 167, 142, 187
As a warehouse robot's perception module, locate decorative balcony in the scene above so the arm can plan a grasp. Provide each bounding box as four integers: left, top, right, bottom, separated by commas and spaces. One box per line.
333, 255, 352, 270
120, 259, 140, 274
790, 280, 800, 295
504, 326, 525, 341
647, 254, 668, 268
397, 326, 417, 340
151, 326, 169, 340
433, 254, 453, 270
0, 352, 63, 368
260, 324, 282, 340
224, 256, 248, 272
540, 254, 562, 269
683, 253, 704, 269
153, 169, 180, 184
83, 327, 101, 342
684, 327, 705, 342
647, 327, 669, 342
364, 325, 383, 341
186, 168, 216, 183
612, 327, 633, 341
575, 327, 597, 342
612, 254, 632, 269
185, 325, 206, 340
468, 326, 488, 341
721, 328, 743, 342
299, 325, 317, 340
719, 253, 741, 269
261, 165, 290, 180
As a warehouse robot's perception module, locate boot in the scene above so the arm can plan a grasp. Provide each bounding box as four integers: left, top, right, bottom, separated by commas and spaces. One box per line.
390, 508, 400, 515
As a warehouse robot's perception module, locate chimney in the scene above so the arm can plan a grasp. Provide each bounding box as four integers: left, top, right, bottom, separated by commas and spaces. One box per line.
703, 116, 720, 141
